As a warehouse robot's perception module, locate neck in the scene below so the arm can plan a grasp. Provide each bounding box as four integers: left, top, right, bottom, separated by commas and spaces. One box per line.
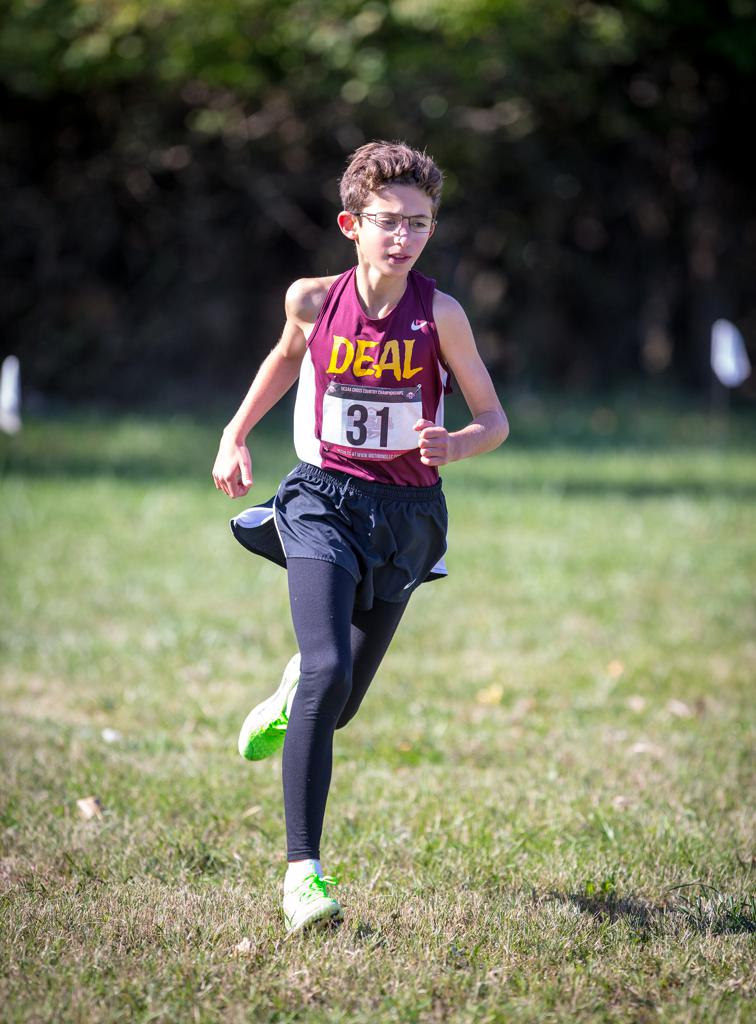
354, 260, 409, 319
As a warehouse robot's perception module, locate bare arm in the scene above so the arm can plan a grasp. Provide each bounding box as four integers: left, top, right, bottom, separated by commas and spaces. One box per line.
414, 291, 509, 467
211, 278, 328, 497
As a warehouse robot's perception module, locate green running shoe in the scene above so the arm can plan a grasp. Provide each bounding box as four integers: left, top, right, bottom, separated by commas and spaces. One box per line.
237, 653, 300, 761
283, 871, 342, 935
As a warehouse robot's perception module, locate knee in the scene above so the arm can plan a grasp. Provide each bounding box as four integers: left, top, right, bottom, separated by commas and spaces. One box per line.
297, 652, 352, 716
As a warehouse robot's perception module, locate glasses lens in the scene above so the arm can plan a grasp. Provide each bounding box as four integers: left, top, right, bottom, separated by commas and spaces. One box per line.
409, 217, 433, 232
361, 212, 434, 232
373, 214, 402, 230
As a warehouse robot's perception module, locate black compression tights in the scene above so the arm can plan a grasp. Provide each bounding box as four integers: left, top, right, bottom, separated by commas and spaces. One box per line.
283, 557, 408, 861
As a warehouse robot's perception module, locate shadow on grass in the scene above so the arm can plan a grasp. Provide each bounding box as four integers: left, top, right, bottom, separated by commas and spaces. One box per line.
545, 884, 756, 937
452, 476, 756, 500
5, 455, 756, 501
0, 411, 297, 487
4, 442, 756, 503
1, 399, 755, 501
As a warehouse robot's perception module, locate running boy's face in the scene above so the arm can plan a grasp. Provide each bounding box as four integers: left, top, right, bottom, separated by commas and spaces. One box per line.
337, 183, 436, 277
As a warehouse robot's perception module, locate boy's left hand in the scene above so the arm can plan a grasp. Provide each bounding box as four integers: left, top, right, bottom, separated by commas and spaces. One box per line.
414, 419, 456, 466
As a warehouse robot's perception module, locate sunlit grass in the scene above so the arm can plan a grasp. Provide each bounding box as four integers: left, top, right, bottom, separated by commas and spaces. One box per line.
1, 396, 754, 1022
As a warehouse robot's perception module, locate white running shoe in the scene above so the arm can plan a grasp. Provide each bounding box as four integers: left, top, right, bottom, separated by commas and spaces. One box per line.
283, 869, 343, 935
237, 654, 300, 761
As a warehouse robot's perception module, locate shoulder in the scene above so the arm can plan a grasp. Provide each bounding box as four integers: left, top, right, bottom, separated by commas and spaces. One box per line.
431, 288, 480, 367
285, 275, 339, 328
432, 289, 471, 332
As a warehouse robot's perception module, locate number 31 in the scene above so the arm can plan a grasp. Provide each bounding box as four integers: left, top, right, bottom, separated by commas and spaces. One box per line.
346, 404, 389, 447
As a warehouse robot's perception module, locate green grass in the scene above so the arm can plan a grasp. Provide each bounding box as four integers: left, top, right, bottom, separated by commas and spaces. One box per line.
1, 394, 755, 1023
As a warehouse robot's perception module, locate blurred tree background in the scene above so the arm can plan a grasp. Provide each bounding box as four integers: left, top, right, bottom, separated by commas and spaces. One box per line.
2, 0, 756, 405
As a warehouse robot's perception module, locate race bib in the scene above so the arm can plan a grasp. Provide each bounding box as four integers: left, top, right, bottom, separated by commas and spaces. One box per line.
321, 381, 423, 460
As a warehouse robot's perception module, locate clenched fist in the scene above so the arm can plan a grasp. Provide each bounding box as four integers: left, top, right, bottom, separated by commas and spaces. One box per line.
413, 419, 456, 467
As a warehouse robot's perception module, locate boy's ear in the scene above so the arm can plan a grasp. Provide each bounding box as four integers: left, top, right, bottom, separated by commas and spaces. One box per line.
337, 211, 359, 240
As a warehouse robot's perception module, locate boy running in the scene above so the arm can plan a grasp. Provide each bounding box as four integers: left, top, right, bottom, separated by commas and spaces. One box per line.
211, 141, 508, 935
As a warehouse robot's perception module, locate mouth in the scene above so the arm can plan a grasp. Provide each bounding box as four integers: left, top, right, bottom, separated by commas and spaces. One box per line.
387, 253, 412, 264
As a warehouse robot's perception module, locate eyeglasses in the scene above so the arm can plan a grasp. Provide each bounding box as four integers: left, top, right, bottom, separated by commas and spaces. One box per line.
353, 211, 435, 234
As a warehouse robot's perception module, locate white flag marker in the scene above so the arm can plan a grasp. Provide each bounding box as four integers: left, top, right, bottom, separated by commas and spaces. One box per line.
0, 354, 22, 434
711, 319, 751, 388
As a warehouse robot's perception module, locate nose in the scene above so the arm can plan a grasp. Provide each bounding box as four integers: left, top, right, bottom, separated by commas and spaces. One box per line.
392, 218, 411, 239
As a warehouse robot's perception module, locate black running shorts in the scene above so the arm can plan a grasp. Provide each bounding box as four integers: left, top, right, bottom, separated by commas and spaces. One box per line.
230, 462, 448, 610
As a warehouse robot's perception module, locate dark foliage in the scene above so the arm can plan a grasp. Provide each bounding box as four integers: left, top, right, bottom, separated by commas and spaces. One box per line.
2, 0, 755, 402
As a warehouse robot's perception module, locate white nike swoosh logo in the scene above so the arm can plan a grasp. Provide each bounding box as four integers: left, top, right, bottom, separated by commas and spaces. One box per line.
411, 320, 428, 331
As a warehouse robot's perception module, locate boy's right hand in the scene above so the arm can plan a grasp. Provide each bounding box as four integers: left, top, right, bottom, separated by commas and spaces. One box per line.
212, 436, 254, 498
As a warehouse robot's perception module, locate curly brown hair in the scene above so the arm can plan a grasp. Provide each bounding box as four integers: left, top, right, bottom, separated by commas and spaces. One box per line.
338, 140, 444, 216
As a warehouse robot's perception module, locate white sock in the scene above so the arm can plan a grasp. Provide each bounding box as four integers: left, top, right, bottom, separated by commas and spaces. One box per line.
285, 858, 323, 886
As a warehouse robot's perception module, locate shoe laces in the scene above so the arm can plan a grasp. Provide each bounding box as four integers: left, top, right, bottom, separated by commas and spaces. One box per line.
296, 872, 340, 902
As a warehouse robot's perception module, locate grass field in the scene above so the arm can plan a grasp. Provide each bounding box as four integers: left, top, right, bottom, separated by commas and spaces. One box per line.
1, 393, 754, 1023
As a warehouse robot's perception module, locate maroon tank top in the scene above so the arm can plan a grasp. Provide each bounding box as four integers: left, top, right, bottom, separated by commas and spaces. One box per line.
293, 266, 452, 486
